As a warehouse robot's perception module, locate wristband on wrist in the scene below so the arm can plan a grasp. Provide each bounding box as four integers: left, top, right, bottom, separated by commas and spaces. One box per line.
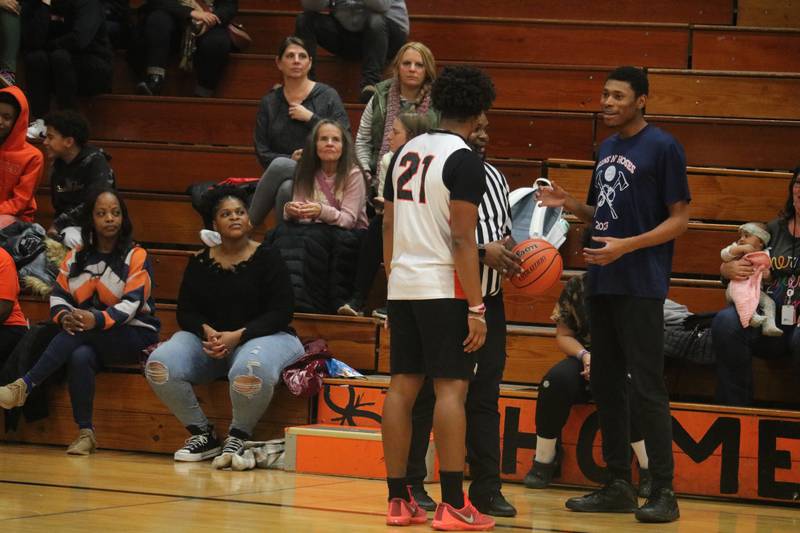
576, 349, 589, 360
468, 303, 486, 315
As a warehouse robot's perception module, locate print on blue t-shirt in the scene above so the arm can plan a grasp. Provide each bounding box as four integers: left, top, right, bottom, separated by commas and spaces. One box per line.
586, 125, 690, 299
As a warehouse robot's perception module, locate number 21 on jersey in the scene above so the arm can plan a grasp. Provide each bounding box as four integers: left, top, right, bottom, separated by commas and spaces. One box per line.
396, 152, 435, 203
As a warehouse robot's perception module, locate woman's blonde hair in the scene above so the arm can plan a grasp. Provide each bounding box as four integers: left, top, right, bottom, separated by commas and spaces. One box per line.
391, 42, 437, 85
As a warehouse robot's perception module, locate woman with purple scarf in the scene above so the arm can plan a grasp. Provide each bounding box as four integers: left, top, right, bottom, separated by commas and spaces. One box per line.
354, 41, 440, 186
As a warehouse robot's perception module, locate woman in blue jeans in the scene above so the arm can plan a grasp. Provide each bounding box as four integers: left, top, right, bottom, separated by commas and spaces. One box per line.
145, 185, 304, 467
0, 188, 160, 454
714, 166, 800, 406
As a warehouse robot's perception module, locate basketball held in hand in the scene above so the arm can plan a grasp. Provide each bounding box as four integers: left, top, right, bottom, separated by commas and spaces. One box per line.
510, 239, 563, 295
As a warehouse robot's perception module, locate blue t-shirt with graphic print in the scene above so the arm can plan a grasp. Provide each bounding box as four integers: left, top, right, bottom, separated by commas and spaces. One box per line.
586, 124, 690, 299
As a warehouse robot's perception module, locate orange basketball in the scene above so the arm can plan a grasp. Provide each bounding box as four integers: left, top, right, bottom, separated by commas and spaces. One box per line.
510, 238, 563, 295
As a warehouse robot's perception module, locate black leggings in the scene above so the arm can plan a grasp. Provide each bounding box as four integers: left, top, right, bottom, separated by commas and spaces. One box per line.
142, 9, 232, 90
535, 356, 642, 442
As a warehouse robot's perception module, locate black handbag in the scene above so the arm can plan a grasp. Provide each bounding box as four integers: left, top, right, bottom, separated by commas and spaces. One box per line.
664, 323, 715, 365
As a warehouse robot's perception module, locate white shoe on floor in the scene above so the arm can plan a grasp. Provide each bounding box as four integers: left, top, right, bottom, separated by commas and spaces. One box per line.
231, 448, 256, 471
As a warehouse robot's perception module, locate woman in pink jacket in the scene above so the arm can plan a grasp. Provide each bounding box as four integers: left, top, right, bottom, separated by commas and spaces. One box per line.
283, 119, 368, 230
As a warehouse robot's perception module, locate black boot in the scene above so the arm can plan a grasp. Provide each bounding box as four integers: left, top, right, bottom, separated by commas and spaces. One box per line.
136, 73, 165, 96
409, 484, 436, 512
565, 479, 638, 513
524, 445, 562, 489
635, 487, 679, 523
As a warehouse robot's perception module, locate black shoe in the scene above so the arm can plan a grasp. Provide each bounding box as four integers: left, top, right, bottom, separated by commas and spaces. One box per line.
523, 460, 560, 489
523, 445, 562, 489
409, 484, 436, 512
173, 425, 221, 462
136, 74, 164, 96
635, 487, 679, 523
565, 479, 638, 513
637, 467, 652, 498
471, 491, 517, 517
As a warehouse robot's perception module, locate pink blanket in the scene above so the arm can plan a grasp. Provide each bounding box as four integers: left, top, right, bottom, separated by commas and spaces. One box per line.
729, 251, 771, 328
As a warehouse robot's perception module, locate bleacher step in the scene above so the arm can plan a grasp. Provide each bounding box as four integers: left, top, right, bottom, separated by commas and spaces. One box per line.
316, 379, 800, 504
284, 424, 437, 480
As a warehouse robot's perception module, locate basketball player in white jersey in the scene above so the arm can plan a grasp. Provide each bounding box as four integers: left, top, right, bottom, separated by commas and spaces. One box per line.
380, 66, 497, 531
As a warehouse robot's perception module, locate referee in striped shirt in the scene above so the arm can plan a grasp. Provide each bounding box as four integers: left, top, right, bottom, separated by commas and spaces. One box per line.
405, 112, 522, 517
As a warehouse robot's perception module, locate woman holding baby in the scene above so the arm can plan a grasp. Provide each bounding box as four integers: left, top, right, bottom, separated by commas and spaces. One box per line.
713, 166, 800, 406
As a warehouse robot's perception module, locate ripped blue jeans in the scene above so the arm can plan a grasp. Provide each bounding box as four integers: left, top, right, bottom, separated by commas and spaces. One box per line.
145, 330, 304, 436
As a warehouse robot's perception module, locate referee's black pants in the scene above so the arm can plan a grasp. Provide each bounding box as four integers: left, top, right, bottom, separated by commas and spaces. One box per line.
589, 295, 674, 491
406, 292, 507, 500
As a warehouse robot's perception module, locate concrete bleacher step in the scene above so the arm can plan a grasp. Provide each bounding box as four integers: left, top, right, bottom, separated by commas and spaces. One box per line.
316, 377, 800, 504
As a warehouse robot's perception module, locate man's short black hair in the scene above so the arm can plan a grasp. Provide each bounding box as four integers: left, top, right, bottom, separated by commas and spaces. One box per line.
431, 66, 496, 121
0, 92, 21, 120
44, 110, 90, 146
607, 66, 649, 97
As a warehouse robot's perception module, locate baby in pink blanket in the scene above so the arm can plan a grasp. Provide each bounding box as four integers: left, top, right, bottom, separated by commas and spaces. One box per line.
721, 222, 782, 336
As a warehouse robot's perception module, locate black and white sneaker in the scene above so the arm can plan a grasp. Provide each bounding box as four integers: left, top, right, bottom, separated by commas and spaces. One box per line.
173, 425, 221, 462
212, 434, 247, 469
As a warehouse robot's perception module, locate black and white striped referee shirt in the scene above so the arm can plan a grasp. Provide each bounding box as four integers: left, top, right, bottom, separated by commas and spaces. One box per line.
477, 161, 512, 297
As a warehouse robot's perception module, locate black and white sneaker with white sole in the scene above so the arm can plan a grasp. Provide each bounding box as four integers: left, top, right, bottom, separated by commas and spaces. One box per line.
174, 426, 222, 462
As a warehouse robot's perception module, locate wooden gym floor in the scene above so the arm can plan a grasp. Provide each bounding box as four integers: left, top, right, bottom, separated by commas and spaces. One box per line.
0, 443, 797, 532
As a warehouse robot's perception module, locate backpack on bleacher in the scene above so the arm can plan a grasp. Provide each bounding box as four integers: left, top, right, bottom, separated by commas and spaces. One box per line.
508, 177, 570, 249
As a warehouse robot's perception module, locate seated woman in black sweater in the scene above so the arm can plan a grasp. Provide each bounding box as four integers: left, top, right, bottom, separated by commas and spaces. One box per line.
145, 185, 304, 466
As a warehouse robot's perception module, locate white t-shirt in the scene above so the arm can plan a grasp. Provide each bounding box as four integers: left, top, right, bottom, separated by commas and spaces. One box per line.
384, 130, 486, 300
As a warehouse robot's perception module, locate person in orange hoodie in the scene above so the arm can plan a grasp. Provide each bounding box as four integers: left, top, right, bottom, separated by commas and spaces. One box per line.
0, 86, 43, 228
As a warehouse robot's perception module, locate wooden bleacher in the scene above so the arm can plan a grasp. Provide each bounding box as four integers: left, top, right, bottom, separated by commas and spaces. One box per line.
6, 0, 800, 455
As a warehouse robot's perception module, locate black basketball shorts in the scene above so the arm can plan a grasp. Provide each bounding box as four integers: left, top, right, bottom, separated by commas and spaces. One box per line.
387, 299, 476, 379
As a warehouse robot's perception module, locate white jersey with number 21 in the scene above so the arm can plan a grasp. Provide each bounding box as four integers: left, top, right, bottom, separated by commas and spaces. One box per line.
388, 131, 475, 301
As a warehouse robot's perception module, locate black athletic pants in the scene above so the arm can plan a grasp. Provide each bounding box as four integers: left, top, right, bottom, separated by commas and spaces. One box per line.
142, 9, 232, 91
589, 295, 674, 491
24, 49, 112, 120
406, 292, 506, 500
535, 356, 642, 442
